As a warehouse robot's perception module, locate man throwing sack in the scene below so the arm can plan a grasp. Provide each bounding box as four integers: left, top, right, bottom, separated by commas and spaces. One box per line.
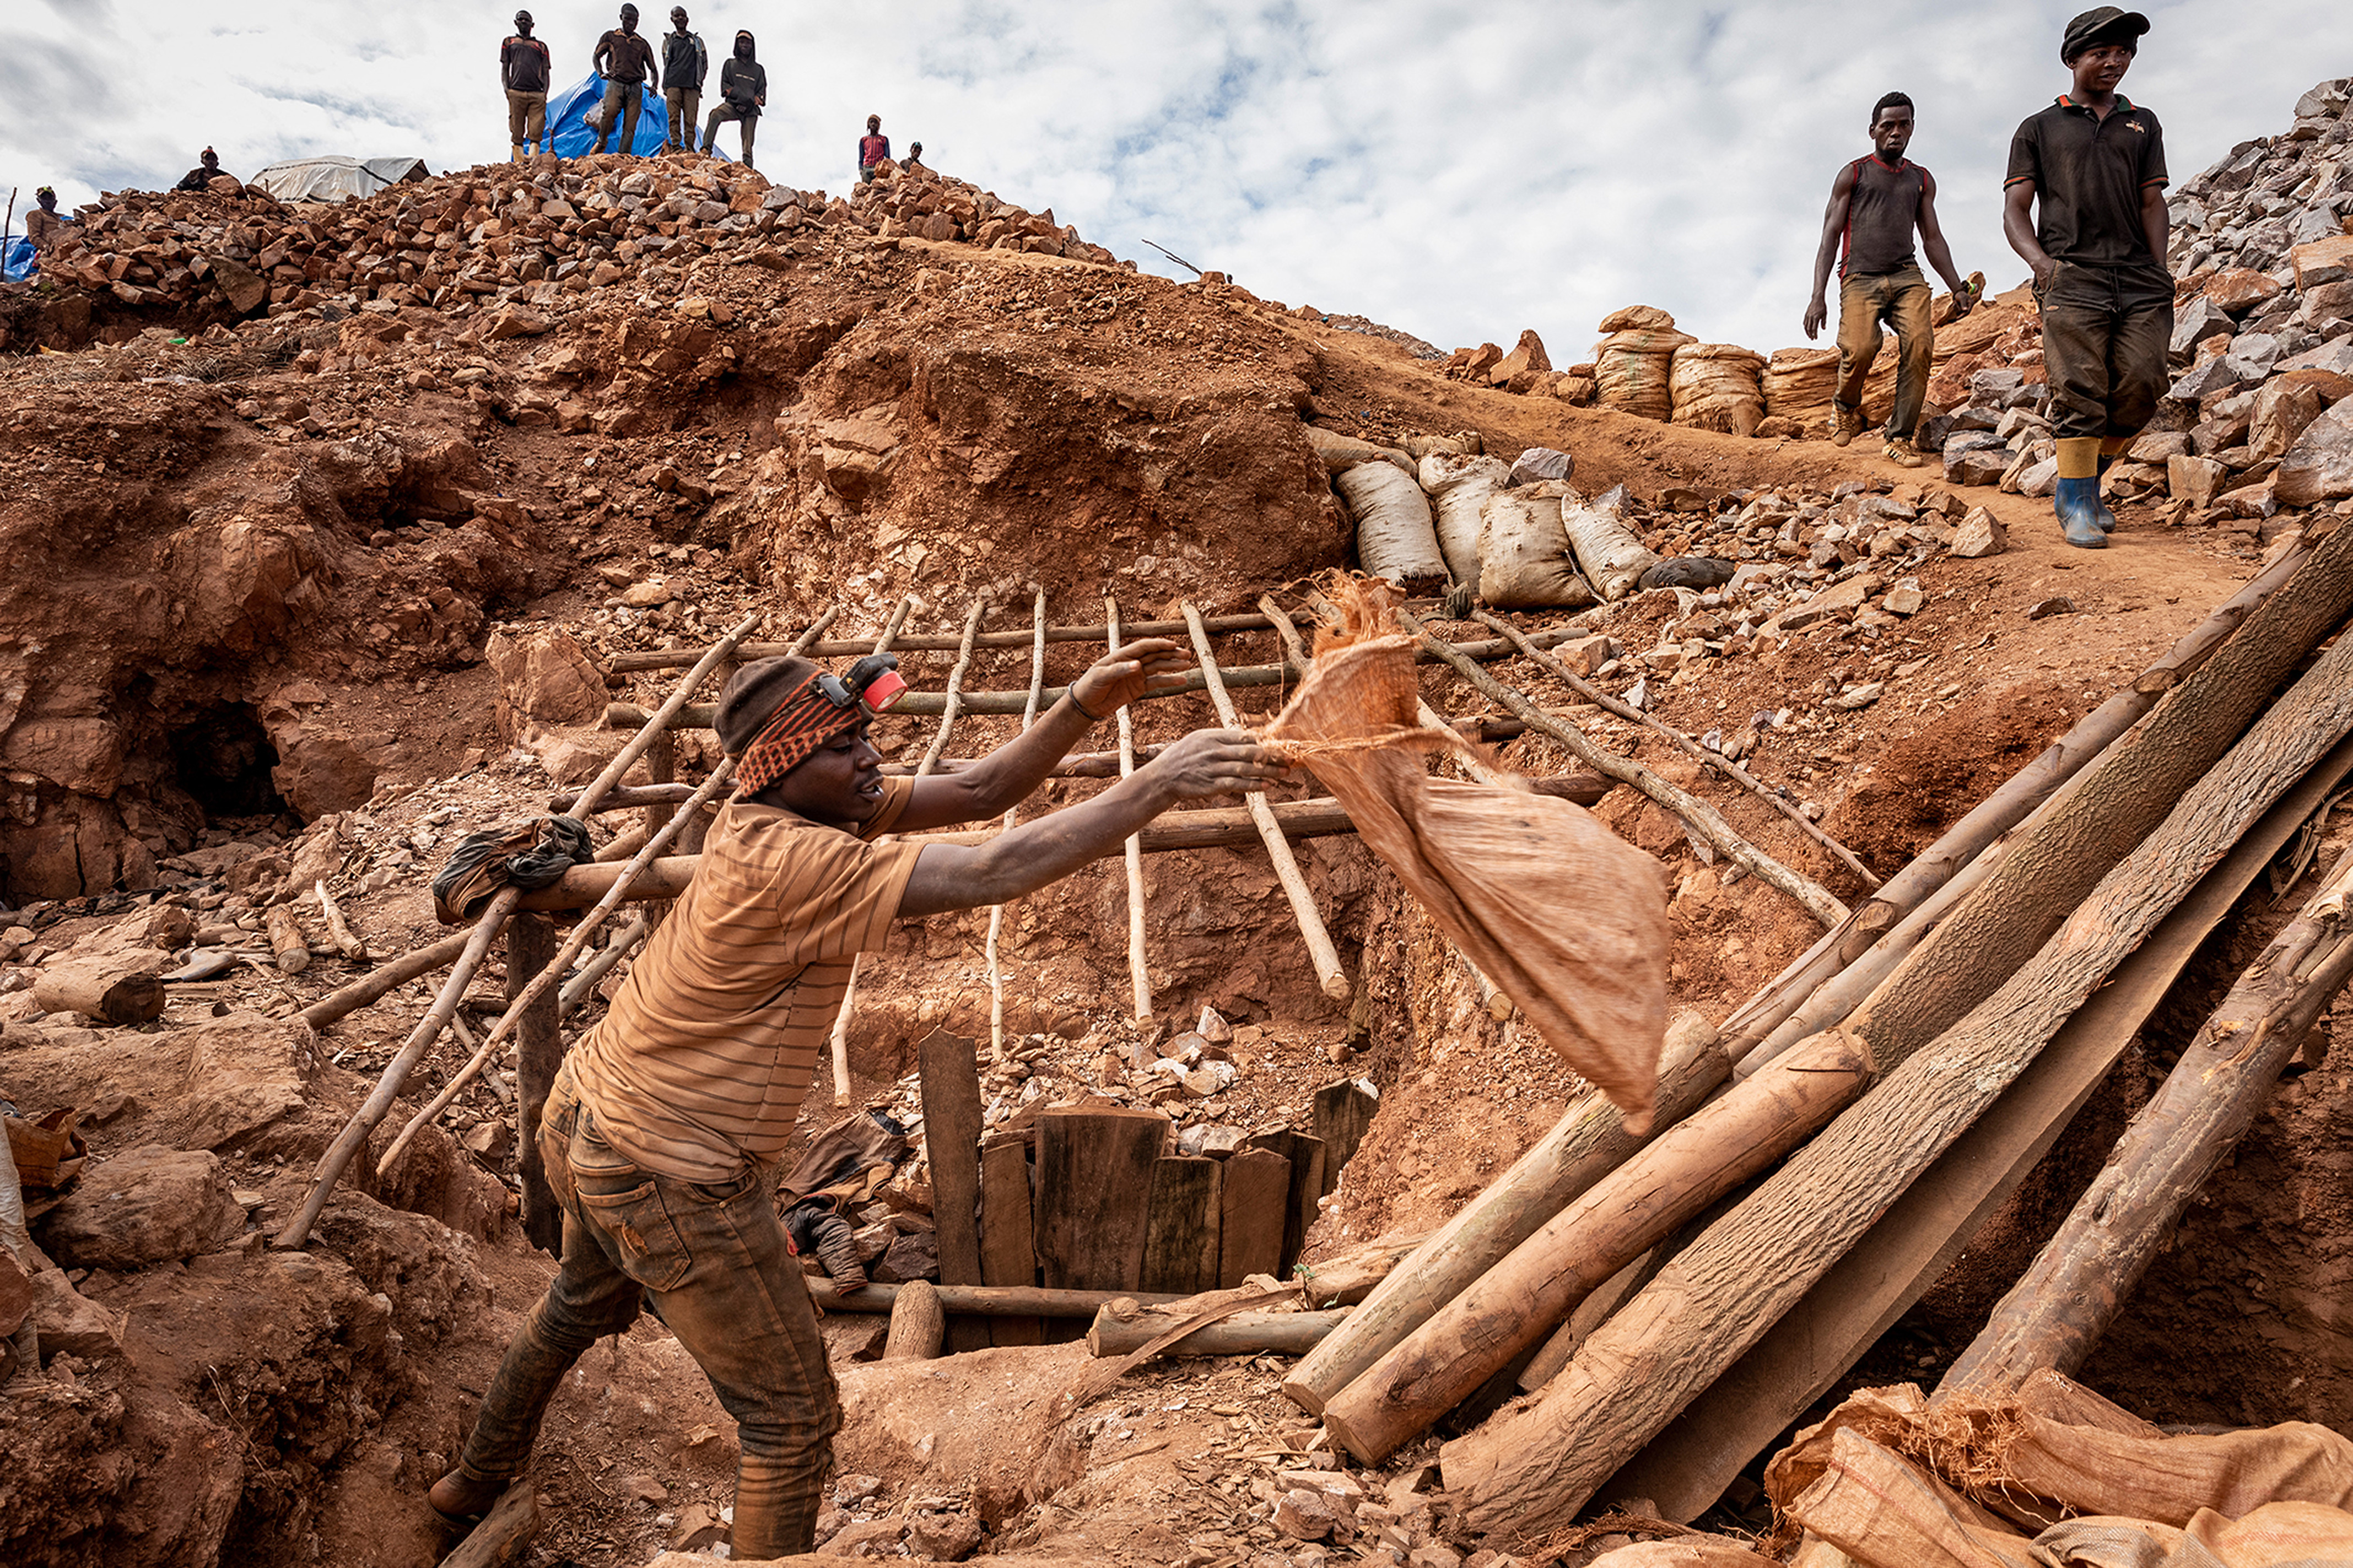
2003, 7, 2172, 549
427, 638, 1285, 1559
1802, 91, 1977, 469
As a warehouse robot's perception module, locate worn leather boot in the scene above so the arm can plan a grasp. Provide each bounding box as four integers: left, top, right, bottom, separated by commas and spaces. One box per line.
2054, 475, 2108, 549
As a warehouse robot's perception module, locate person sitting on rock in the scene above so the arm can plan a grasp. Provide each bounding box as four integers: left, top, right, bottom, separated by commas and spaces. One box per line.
24, 188, 68, 252
173, 148, 235, 192
590, 3, 660, 156
425, 645, 1285, 1561
501, 10, 553, 163
859, 113, 891, 182
905, 140, 925, 171
2003, 6, 2172, 550
1801, 91, 1976, 470
701, 30, 765, 167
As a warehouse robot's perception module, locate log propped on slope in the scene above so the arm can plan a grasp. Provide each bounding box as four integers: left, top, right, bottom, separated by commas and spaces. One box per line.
1438, 580, 2353, 1540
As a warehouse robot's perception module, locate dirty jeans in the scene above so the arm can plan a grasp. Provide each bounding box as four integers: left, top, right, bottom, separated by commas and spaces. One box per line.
1834, 263, 1934, 439
454, 1065, 841, 1558
664, 86, 701, 150
505, 89, 548, 153
704, 103, 758, 166
592, 80, 644, 154
2037, 259, 2175, 442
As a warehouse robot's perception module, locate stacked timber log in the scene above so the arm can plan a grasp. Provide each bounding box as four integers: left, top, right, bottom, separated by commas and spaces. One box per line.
1273, 522, 2353, 1544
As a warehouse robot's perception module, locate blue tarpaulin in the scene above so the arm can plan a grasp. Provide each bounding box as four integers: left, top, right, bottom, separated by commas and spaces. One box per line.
548, 75, 668, 158
2, 235, 36, 283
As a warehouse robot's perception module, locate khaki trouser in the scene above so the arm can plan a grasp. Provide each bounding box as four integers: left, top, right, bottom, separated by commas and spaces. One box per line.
705, 103, 758, 167
664, 86, 701, 150
455, 1064, 840, 1558
2037, 260, 2176, 443
592, 80, 643, 154
1834, 263, 1934, 440
506, 88, 548, 152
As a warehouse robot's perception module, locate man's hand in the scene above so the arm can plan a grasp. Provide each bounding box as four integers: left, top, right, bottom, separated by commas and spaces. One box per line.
1147, 727, 1292, 801
1803, 296, 1828, 341
1948, 284, 1976, 320
1068, 636, 1192, 716
2031, 255, 2060, 290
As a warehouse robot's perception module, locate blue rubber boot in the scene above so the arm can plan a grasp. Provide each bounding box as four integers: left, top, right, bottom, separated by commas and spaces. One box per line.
2091, 455, 2119, 531
2054, 475, 2108, 549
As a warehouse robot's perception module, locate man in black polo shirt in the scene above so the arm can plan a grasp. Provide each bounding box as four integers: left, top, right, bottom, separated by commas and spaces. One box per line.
2003, 7, 2171, 549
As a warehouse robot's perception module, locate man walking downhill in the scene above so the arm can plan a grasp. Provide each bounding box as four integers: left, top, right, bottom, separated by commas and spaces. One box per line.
2004, 7, 2172, 549
425, 645, 1285, 1560
703, 31, 767, 168
662, 8, 707, 155
1803, 91, 1978, 468
502, 11, 553, 162
591, 4, 660, 156
859, 115, 891, 183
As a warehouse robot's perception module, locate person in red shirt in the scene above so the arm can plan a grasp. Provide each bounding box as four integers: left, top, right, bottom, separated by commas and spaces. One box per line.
858, 115, 891, 183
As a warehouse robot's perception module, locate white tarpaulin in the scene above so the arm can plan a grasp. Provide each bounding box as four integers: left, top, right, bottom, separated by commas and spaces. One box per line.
251, 156, 429, 204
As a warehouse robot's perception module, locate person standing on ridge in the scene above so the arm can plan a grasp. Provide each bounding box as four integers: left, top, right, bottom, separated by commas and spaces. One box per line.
591, 4, 660, 156
859, 114, 891, 182
501, 11, 553, 163
174, 148, 235, 192
2003, 6, 2171, 550
701, 31, 767, 168
662, 7, 707, 155
1802, 91, 1978, 469
424, 644, 1286, 1560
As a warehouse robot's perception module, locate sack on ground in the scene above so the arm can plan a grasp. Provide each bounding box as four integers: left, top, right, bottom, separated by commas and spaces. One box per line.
1670, 343, 1768, 436
1594, 327, 1696, 421
1418, 453, 1509, 586
1562, 486, 1663, 601
1305, 423, 1415, 474
1339, 462, 1449, 587
1262, 575, 1668, 1131
1478, 486, 1595, 608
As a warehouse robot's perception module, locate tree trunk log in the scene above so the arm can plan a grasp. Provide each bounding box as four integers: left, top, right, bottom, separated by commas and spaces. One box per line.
300, 929, 472, 1030
1087, 1306, 1350, 1359
265, 906, 311, 974
1283, 1017, 1725, 1415
1940, 848, 2353, 1401
1600, 729, 2353, 1519
1438, 605, 2353, 1539
882, 1279, 948, 1360
33, 955, 166, 1025
806, 1280, 1189, 1316
1320, 1029, 1871, 1466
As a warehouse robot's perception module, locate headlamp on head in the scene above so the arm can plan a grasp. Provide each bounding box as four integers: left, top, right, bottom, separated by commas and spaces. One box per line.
818, 653, 908, 714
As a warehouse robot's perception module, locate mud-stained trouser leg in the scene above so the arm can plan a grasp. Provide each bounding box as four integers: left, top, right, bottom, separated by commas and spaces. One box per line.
1884, 264, 1934, 439
2039, 259, 2176, 443
1832, 270, 1887, 416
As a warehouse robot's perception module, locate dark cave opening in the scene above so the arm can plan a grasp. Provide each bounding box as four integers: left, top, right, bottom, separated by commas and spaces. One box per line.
166, 702, 287, 819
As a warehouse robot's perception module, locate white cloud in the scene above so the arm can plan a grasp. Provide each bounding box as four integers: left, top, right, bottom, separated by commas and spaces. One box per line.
2, 1, 2341, 359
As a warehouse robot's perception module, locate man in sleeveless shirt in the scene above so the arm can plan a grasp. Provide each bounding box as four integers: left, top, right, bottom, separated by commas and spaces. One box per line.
1803, 91, 1977, 468
2003, 8, 2171, 550
427, 641, 1287, 1559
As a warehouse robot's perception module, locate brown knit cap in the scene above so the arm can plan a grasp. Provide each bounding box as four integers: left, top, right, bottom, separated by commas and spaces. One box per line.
714, 656, 822, 755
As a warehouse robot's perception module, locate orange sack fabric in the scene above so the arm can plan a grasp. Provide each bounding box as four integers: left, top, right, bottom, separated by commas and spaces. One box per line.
1262, 576, 1670, 1130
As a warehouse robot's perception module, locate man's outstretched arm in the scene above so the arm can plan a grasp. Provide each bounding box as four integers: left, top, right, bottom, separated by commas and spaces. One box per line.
1916, 171, 1972, 312
898, 729, 1287, 916
1804, 164, 1858, 340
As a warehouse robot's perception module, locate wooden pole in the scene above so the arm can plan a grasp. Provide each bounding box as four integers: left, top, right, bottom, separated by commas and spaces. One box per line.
881, 1279, 947, 1360
557, 914, 645, 1019
300, 929, 471, 1030
280, 614, 767, 1248
1940, 847, 2353, 1401
1471, 608, 1879, 889
314, 880, 368, 961
1399, 607, 1848, 931
1436, 608, 2353, 1539
1088, 1306, 1350, 1359
807, 1279, 1190, 1315
1183, 601, 1351, 1002
987, 588, 1051, 1054
506, 911, 563, 1255
1109, 594, 1154, 1027
828, 599, 915, 1107
605, 611, 1281, 668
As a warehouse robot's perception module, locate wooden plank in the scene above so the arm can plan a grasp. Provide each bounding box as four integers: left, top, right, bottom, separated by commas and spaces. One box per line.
980, 1140, 1042, 1347
506, 912, 563, 1257
916, 1028, 989, 1354
1034, 1108, 1164, 1292
1599, 729, 2353, 1520
1217, 1148, 1292, 1288
1310, 1080, 1378, 1198
1246, 1131, 1327, 1277
1141, 1156, 1223, 1296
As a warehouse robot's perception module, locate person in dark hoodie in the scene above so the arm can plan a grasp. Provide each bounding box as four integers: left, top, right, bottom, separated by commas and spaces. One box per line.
702, 30, 767, 167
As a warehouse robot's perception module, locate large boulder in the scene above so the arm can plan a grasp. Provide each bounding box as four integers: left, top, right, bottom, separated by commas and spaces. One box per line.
2278, 399, 2353, 507
485, 626, 609, 740
36, 1146, 245, 1269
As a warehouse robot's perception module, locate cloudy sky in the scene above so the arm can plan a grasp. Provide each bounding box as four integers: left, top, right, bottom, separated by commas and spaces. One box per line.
1, 2, 2340, 357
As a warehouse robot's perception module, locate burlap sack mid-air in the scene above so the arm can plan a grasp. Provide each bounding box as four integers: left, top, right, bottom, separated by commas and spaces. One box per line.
1262, 576, 1669, 1131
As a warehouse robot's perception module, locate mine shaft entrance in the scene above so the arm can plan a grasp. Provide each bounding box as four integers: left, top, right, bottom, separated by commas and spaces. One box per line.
167, 702, 288, 820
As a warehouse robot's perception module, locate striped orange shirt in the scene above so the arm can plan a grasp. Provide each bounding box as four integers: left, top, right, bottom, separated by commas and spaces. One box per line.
569, 778, 921, 1180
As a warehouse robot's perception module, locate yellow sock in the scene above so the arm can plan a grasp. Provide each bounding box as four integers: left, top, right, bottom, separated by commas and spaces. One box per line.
2099, 436, 2133, 459
2056, 437, 2101, 480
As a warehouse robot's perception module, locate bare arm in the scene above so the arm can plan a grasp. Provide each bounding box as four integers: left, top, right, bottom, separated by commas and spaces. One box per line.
1916, 170, 1970, 310
2004, 178, 2056, 288
592, 36, 612, 77
1804, 164, 1857, 340
893, 638, 1194, 832
2139, 182, 2170, 273
898, 729, 1288, 916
